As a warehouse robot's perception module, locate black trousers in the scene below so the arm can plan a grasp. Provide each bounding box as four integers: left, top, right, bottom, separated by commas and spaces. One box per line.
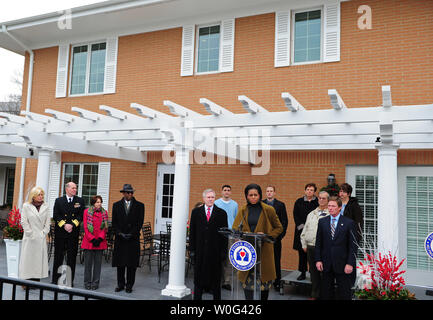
320, 268, 352, 300
297, 248, 308, 273
117, 266, 137, 289
307, 246, 321, 299
244, 289, 269, 301
52, 236, 79, 285
273, 240, 282, 284
194, 283, 221, 300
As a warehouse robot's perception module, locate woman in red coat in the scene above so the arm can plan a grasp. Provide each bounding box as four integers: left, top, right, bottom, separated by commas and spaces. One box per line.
81, 195, 108, 290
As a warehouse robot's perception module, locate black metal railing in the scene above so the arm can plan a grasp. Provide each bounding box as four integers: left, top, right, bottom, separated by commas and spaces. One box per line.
0, 276, 134, 300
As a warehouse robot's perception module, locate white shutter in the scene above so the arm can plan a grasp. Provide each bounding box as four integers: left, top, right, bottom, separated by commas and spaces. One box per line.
323, 2, 341, 63
274, 11, 291, 67
55, 45, 69, 98
97, 162, 111, 211
47, 161, 61, 217
104, 37, 118, 94
220, 19, 235, 73
180, 25, 195, 76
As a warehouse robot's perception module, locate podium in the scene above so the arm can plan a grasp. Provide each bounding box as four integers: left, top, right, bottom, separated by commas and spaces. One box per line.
219, 228, 274, 300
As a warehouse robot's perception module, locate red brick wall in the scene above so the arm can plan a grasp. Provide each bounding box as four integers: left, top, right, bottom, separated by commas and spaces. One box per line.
14, 0, 433, 270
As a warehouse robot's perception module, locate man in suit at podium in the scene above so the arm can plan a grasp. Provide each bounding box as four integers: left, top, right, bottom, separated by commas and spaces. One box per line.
315, 196, 357, 300
189, 189, 228, 300
52, 182, 85, 287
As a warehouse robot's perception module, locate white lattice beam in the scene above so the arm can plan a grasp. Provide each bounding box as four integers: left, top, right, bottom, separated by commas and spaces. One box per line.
200, 98, 233, 116
282, 92, 305, 112
328, 89, 347, 110
164, 100, 202, 118
238, 95, 269, 114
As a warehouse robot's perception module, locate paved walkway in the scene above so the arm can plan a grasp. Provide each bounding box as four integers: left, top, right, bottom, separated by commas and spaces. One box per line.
1, 241, 431, 300
0, 241, 308, 300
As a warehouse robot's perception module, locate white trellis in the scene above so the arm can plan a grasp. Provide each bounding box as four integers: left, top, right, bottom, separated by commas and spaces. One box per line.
1, 85, 433, 298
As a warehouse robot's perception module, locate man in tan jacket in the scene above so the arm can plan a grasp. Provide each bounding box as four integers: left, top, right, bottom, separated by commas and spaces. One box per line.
300, 191, 329, 300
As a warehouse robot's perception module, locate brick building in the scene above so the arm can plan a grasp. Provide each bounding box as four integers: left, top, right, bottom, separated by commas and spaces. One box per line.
0, 0, 432, 297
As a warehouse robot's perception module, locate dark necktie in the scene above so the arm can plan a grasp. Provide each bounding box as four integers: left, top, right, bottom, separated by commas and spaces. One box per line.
331, 218, 336, 239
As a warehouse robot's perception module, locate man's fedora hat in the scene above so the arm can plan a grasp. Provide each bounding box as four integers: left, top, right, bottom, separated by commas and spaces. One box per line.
120, 184, 135, 193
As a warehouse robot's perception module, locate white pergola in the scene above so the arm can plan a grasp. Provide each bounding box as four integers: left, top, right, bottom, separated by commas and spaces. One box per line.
1, 85, 433, 298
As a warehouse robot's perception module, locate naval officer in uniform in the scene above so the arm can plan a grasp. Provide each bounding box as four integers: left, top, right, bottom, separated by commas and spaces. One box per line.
51, 182, 85, 287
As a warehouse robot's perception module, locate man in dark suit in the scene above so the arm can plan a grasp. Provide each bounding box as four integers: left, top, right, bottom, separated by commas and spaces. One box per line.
189, 189, 228, 300
112, 184, 144, 293
315, 196, 357, 300
293, 183, 319, 280
52, 182, 85, 287
263, 185, 288, 291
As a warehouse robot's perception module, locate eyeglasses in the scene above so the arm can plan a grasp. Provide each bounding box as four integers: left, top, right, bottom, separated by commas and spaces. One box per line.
123, 191, 133, 194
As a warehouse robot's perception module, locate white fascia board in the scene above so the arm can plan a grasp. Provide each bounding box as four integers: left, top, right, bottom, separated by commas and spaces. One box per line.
212, 123, 380, 138
190, 104, 433, 129
0, 143, 38, 158
249, 144, 376, 151
0, 136, 25, 143
82, 131, 165, 141
18, 128, 147, 163
45, 114, 179, 133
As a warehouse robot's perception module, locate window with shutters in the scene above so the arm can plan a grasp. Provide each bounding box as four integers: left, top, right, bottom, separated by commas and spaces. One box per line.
196, 24, 221, 74
62, 163, 99, 207
406, 176, 433, 271
292, 9, 322, 64
70, 42, 106, 96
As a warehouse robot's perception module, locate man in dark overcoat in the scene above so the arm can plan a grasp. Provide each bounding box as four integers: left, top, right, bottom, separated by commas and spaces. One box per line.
52, 182, 85, 287
112, 184, 144, 293
293, 183, 319, 280
263, 185, 288, 291
189, 189, 228, 300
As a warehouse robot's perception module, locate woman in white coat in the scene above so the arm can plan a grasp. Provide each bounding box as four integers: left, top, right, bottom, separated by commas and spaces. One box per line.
19, 186, 51, 283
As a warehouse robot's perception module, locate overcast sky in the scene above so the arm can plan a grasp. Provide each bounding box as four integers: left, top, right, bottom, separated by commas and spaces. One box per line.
0, 0, 107, 101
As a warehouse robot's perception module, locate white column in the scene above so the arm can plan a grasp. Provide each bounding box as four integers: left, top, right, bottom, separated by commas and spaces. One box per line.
161, 147, 191, 298
376, 144, 399, 257
35, 149, 52, 196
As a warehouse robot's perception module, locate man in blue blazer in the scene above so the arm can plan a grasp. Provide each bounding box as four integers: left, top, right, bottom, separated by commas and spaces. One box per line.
315, 196, 357, 300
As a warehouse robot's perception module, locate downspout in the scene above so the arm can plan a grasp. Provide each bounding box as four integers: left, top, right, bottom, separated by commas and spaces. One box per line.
1, 25, 34, 209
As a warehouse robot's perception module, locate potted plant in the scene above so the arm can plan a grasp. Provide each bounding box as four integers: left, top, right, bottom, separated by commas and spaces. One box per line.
2, 206, 23, 278
355, 251, 416, 300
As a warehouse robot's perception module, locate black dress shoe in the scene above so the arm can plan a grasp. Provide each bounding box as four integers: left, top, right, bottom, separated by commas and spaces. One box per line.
297, 273, 306, 281
125, 287, 133, 293
115, 286, 124, 292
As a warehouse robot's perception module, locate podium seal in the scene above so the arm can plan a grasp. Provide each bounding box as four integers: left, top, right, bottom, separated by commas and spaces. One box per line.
425, 232, 433, 259
229, 240, 257, 271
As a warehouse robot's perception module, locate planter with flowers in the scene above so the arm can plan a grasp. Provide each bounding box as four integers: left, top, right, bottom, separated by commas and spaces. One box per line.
355, 251, 416, 300
2, 206, 23, 278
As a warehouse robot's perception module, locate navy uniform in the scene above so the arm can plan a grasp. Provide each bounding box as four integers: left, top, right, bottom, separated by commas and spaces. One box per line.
51, 195, 85, 286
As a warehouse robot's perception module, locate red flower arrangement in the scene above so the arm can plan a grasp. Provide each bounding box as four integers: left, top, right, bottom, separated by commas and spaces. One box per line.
2, 206, 23, 241
355, 251, 415, 300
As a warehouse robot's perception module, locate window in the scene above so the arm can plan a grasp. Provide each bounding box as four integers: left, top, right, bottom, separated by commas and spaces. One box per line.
196, 25, 220, 73
355, 175, 378, 259
293, 9, 322, 64
62, 163, 99, 207
162, 173, 175, 219
406, 176, 433, 271
70, 42, 106, 95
